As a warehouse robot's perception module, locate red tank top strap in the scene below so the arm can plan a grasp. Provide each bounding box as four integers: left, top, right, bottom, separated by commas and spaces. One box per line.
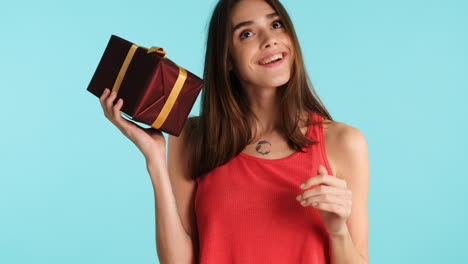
310, 111, 334, 176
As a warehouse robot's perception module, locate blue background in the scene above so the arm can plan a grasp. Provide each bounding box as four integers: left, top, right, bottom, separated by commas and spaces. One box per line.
1, 0, 467, 263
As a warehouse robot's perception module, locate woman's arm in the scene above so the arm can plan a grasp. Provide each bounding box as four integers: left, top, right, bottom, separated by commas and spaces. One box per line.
98, 89, 197, 263
329, 226, 369, 264
328, 125, 369, 264
298, 122, 369, 263
148, 156, 197, 264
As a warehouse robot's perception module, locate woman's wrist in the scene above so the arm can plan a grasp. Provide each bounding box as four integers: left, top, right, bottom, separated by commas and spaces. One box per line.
145, 153, 169, 189
144, 149, 166, 165
327, 225, 350, 238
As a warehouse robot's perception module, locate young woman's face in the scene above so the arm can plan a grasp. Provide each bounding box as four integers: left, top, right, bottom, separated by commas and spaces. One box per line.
229, 0, 294, 89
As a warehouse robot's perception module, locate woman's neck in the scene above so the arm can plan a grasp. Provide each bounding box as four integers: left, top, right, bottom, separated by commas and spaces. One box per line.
243, 84, 281, 136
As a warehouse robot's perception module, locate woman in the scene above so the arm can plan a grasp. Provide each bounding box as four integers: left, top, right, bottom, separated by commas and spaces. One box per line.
99, 0, 369, 263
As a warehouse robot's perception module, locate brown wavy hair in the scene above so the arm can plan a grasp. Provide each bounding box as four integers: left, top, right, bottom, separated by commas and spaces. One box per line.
184, 0, 333, 181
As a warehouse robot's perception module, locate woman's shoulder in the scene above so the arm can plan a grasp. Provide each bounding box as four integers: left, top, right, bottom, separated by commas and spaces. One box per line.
322, 118, 364, 141
321, 118, 368, 178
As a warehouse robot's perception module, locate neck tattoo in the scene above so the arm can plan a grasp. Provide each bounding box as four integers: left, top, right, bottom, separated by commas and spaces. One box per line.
255, 140, 272, 156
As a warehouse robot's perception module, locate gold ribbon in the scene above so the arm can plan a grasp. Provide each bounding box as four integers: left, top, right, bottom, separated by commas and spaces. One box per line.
112, 44, 187, 130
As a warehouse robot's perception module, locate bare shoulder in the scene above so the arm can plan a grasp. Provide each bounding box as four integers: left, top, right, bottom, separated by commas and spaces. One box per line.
323, 119, 367, 148
322, 119, 368, 179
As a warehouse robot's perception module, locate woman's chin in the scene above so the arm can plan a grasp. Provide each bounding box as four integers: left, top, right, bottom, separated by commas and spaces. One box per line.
261, 74, 291, 88
238, 72, 291, 89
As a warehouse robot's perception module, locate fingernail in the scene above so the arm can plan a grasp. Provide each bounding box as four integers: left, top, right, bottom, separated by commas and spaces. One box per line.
296, 195, 301, 201
300, 200, 306, 206
300, 184, 305, 189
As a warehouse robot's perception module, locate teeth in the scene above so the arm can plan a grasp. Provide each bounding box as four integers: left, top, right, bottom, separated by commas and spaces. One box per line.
260, 53, 283, 65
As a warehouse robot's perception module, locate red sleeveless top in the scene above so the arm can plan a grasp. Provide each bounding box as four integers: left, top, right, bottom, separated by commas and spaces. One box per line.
195, 112, 334, 263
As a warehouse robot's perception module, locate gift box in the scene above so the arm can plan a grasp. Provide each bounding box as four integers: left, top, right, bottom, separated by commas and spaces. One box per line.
86, 34, 204, 136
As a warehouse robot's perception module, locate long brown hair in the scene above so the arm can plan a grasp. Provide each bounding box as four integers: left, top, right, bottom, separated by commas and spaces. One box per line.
185, 0, 333, 181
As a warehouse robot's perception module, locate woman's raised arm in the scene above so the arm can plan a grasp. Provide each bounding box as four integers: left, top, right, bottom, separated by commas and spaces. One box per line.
99, 88, 197, 263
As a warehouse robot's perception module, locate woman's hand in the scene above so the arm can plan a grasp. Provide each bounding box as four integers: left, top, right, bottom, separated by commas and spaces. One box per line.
296, 165, 352, 235
99, 88, 166, 162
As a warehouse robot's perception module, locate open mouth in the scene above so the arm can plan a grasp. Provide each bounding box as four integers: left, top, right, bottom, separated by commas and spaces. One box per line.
258, 52, 287, 67
261, 57, 282, 65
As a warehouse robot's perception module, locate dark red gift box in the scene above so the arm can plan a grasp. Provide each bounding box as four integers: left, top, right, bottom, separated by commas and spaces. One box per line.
86, 35, 204, 136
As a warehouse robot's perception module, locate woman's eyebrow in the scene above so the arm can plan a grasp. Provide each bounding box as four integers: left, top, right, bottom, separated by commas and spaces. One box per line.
232, 12, 279, 33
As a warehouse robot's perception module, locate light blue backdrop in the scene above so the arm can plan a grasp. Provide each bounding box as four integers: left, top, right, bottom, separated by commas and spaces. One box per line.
1, 0, 466, 263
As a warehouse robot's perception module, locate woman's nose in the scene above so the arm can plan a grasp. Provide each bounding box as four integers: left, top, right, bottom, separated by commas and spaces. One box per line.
261, 32, 279, 48
264, 41, 278, 48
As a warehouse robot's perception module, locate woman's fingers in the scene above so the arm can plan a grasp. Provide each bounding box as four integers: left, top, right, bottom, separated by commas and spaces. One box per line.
110, 97, 123, 123
301, 194, 351, 207
298, 185, 352, 201
313, 202, 350, 218
99, 88, 113, 115
105, 89, 117, 112
112, 98, 135, 135
96, 88, 165, 160
99, 88, 127, 130
99, 88, 110, 110
112, 98, 123, 119
301, 174, 347, 190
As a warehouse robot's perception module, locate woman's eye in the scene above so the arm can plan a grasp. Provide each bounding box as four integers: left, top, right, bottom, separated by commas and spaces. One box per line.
240, 30, 253, 40
239, 20, 283, 40
272, 20, 283, 29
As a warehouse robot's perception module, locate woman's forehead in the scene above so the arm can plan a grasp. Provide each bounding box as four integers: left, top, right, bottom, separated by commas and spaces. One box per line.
230, 0, 276, 27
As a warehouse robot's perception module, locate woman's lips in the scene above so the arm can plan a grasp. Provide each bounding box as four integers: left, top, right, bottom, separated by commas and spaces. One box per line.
258, 52, 287, 68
